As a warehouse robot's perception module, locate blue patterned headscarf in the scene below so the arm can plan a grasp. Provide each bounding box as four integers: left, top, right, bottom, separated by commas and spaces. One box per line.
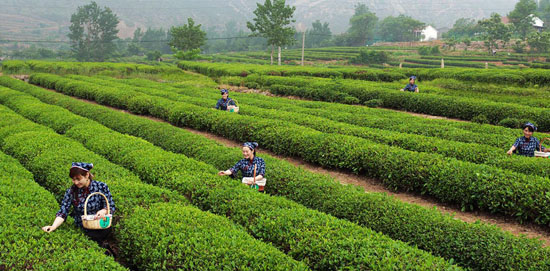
221, 89, 229, 95
409, 76, 417, 81
243, 142, 258, 151
522, 122, 537, 131
71, 162, 93, 172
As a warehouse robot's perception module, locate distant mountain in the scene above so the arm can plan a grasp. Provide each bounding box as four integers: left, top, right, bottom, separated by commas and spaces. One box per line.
0, 0, 517, 42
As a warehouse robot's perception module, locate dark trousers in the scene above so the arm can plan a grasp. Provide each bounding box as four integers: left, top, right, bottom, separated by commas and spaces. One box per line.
84, 227, 112, 244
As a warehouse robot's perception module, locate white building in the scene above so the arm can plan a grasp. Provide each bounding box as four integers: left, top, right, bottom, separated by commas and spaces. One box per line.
502, 14, 544, 32
530, 14, 544, 32
421, 25, 438, 41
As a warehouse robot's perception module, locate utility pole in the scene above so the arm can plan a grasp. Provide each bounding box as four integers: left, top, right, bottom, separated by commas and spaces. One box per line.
301, 31, 306, 66
278, 46, 281, 66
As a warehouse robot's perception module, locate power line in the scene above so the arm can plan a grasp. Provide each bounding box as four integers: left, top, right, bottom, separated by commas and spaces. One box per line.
0, 37, 258, 43
0, 32, 333, 44
0, 33, 333, 44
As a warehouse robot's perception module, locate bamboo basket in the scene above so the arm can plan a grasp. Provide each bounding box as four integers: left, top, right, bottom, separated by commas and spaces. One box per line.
535, 138, 550, 158
242, 164, 266, 192
227, 105, 239, 113
81, 192, 112, 230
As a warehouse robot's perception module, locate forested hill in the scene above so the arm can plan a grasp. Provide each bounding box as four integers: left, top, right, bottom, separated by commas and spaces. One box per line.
1, 0, 516, 41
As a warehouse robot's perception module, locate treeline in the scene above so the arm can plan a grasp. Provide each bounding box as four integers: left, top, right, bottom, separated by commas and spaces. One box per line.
1, 1, 429, 61
443, 0, 550, 54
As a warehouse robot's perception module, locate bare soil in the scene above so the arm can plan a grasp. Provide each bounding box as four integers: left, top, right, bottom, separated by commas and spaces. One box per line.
219, 83, 478, 123
185, 128, 550, 246
31, 80, 550, 246
383, 108, 470, 122
219, 84, 274, 96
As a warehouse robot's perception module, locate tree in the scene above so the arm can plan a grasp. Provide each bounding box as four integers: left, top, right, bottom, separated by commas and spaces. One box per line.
140, 28, 170, 53
349, 49, 388, 65
67, 1, 119, 61
221, 21, 239, 51
132, 28, 144, 42
508, 0, 538, 39
306, 20, 332, 48
445, 38, 458, 50
462, 38, 472, 51
538, 0, 550, 29
247, 0, 296, 65
169, 18, 206, 53
418, 46, 440, 55
527, 31, 550, 52
444, 18, 480, 39
126, 43, 143, 56
203, 20, 268, 54
512, 40, 527, 53
331, 33, 352, 46
146, 50, 162, 61
11, 46, 57, 59
478, 13, 512, 54
347, 4, 378, 46
378, 15, 425, 42
173, 48, 201, 60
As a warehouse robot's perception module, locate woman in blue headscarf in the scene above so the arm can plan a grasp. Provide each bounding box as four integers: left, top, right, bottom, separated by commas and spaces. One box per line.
218, 142, 266, 191
215, 89, 237, 111
507, 122, 550, 157
401, 76, 419, 93
42, 162, 116, 254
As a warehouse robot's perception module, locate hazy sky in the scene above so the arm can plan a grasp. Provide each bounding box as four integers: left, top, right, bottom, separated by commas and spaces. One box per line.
0, 0, 521, 40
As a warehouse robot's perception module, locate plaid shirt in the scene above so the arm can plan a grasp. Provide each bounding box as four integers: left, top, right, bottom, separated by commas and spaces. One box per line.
215, 98, 236, 110
230, 156, 266, 178
56, 180, 115, 228
513, 136, 546, 157
403, 83, 418, 92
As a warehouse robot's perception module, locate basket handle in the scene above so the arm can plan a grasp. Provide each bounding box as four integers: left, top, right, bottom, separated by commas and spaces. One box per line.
83, 192, 110, 217
252, 164, 257, 185
540, 138, 550, 152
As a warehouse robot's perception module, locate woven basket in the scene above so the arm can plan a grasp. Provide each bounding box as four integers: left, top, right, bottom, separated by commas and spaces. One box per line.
535, 138, 550, 158
242, 164, 265, 192
227, 105, 239, 113
81, 192, 112, 230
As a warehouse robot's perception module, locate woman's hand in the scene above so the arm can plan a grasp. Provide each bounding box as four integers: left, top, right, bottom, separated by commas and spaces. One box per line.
42, 225, 55, 233
218, 170, 231, 176
42, 217, 64, 233
94, 209, 108, 220
507, 146, 516, 155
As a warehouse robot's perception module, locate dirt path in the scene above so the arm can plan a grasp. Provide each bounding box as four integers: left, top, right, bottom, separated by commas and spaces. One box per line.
383, 108, 470, 122
33, 83, 550, 246
220, 83, 476, 122
186, 128, 550, 246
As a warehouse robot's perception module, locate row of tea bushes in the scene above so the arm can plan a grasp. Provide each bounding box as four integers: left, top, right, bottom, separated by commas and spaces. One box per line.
0, 81, 455, 270
0, 95, 306, 271
32, 75, 550, 271
0, 147, 127, 270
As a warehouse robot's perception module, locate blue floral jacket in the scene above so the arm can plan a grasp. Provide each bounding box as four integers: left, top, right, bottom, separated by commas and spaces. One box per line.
230, 157, 266, 178
56, 180, 115, 228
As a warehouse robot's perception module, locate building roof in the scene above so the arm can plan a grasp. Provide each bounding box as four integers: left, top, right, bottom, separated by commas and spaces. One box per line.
502, 14, 544, 28
530, 14, 544, 28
